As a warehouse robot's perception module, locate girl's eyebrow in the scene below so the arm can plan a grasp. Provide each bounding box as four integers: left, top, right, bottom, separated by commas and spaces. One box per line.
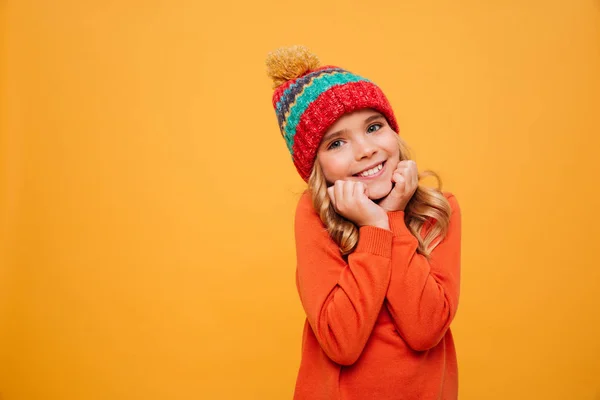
364, 113, 385, 123
322, 128, 347, 143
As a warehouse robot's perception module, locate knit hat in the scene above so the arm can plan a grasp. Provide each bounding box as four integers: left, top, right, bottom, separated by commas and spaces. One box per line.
266, 45, 399, 181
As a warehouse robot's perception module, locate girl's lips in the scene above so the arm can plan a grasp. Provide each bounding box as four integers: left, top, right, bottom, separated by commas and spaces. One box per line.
354, 161, 386, 179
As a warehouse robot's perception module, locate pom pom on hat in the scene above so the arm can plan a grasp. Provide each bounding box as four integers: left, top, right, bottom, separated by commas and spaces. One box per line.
266, 45, 321, 89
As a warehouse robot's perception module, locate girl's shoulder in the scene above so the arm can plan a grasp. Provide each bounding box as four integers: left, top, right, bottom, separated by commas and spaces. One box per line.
436, 192, 461, 232
442, 191, 460, 212
294, 190, 334, 245
296, 190, 314, 211
295, 190, 321, 225
442, 191, 456, 200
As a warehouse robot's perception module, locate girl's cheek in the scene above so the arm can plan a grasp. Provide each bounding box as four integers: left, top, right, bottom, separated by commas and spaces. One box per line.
331, 158, 350, 174
386, 158, 399, 174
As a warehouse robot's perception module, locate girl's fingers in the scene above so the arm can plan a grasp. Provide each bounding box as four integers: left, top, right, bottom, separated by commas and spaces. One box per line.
395, 160, 415, 177
394, 172, 405, 186
409, 163, 418, 188
392, 171, 403, 183
353, 181, 366, 199
334, 180, 344, 206
397, 160, 414, 169
413, 169, 419, 188
327, 186, 336, 205
395, 175, 406, 194
401, 163, 418, 189
344, 181, 354, 203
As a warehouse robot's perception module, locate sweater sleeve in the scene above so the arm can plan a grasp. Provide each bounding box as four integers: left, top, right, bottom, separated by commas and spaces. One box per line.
294, 192, 393, 366
384, 193, 462, 352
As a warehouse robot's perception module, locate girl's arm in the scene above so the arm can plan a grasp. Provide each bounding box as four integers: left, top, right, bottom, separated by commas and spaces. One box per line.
294, 192, 393, 366
385, 193, 462, 352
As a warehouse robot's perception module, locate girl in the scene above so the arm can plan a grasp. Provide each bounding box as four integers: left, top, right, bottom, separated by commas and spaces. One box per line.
266, 46, 461, 400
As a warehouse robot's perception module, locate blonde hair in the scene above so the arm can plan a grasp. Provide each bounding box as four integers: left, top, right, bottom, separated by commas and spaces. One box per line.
308, 136, 452, 257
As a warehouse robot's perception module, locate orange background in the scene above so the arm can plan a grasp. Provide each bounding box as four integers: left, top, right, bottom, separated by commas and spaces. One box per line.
1, 1, 599, 399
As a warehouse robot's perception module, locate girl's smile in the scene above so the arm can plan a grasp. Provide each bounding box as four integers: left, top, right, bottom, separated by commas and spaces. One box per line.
353, 160, 386, 178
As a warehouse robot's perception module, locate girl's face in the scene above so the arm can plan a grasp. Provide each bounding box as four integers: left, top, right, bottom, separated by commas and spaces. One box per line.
316, 108, 401, 200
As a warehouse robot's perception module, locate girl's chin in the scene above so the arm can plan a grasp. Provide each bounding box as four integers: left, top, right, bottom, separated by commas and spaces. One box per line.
367, 182, 394, 201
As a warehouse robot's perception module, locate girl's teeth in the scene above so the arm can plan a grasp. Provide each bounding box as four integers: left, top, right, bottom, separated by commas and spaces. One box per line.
359, 163, 383, 177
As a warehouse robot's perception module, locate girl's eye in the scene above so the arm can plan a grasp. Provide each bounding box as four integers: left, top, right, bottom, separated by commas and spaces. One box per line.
328, 140, 343, 150
367, 123, 382, 133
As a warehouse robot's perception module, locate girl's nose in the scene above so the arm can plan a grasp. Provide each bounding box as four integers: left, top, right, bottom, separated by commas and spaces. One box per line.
354, 139, 376, 160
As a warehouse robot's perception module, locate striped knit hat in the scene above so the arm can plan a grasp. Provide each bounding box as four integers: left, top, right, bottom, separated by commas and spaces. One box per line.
266, 45, 399, 181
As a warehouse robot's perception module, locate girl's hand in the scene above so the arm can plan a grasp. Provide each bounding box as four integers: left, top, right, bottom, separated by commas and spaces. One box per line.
327, 180, 389, 230
378, 160, 419, 212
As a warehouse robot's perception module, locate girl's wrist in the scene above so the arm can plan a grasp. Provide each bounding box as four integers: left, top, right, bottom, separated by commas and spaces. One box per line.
375, 220, 390, 230
365, 217, 390, 231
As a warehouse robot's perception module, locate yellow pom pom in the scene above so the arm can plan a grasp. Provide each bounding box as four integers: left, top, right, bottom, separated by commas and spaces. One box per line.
266, 45, 321, 89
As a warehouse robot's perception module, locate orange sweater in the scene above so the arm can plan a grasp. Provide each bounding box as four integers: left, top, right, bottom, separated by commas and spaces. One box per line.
292, 191, 461, 400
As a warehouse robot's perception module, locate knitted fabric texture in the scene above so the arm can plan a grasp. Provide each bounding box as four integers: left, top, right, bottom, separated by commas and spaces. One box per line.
269, 52, 399, 181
